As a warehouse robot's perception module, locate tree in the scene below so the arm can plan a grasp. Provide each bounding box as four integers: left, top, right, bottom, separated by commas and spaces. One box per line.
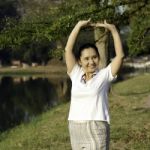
0, 0, 57, 64
0, 0, 19, 30
0, 0, 149, 65
52, 0, 150, 62
127, 1, 150, 56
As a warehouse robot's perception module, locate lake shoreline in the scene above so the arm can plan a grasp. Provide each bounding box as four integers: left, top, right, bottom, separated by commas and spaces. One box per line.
0, 63, 67, 76
1, 62, 149, 79
0, 74, 150, 149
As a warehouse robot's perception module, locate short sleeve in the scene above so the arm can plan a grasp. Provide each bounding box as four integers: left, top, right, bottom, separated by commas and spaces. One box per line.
67, 64, 81, 80
106, 63, 117, 82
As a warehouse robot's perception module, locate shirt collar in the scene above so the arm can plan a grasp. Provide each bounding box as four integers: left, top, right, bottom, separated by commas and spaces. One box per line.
80, 69, 99, 84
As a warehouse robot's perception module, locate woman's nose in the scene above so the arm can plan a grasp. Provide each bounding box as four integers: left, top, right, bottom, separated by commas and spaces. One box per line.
89, 58, 94, 64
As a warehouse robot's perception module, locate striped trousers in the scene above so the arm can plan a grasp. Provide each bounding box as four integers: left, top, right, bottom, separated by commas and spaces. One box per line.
68, 121, 110, 150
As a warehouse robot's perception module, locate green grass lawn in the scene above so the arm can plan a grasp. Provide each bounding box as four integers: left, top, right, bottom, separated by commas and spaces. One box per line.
0, 74, 150, 150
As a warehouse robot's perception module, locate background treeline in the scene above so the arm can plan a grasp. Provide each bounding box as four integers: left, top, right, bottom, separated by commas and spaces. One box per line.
0, 0, 149, 65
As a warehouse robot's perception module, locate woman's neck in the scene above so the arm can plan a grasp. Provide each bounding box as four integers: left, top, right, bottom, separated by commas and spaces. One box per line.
85, 72, 94, 81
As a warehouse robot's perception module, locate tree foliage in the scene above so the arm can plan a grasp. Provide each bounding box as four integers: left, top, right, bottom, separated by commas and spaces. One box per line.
0, 0, 149, 64
49, 0, 150, 56
127, 1, 150, 56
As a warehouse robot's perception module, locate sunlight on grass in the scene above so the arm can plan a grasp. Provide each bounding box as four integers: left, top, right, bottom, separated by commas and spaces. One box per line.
0, 74, 150, 150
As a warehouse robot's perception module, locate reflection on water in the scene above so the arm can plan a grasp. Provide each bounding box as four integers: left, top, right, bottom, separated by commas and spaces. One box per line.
0, 75, 71, 132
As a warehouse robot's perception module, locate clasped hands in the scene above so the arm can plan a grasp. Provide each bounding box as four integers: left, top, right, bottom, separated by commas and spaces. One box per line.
77, 19, 116, 32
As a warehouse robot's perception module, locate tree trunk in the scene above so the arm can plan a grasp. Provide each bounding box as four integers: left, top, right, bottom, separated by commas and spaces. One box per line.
94, 28, 109, 68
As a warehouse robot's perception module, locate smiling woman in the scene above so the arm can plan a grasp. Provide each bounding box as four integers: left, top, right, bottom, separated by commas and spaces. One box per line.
65, 19, 124, 150
77, 43, 100, 81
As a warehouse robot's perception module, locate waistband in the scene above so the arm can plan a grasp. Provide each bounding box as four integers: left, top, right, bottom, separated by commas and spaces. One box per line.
69, 120, 108, 124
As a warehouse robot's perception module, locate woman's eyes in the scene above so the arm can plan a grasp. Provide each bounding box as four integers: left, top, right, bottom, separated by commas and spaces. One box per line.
84, 57, 89, 60
84, 56, 97, 61
93, 56, 97, 59
92, 56, 98, 60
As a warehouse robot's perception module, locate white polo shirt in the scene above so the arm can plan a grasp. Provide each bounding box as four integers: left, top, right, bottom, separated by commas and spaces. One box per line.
68, 63, 116, 124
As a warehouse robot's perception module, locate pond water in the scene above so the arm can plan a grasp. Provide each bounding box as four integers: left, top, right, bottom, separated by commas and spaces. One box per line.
0, 67, 147, 133
0, 75, 71, 132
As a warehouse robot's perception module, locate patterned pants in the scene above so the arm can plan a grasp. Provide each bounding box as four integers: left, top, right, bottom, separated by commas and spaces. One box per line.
68, 121, 110, 150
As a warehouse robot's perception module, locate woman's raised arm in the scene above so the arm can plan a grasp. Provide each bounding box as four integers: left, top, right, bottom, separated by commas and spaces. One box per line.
94, 20, 124, 76
65, 19, 91, 74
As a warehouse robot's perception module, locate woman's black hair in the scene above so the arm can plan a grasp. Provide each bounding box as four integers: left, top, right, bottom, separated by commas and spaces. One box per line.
76, 43, 100, 60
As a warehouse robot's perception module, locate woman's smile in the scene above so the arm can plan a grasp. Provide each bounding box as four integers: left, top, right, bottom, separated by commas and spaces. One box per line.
87, 65, 97, 71
79, 47, 100, 73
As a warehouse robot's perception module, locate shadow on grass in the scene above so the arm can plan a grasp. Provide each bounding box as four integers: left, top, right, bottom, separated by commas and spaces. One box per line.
132, 107, 150, 113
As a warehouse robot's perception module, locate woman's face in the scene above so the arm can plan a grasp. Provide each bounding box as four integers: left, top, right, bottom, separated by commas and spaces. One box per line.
79, 47, 100, 73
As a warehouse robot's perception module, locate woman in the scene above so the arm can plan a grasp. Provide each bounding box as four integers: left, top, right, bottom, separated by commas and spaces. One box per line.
65, 19, 124, 150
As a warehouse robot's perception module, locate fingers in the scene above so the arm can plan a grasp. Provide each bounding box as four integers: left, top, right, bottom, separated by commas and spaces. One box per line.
96, 20, 114, 28
104, 20, 107, 24
77, 19, 114, 29
89, 23, 96, 27
87, 18, 91, 22
77, 20, 90, 28
95, 22, 105, 27
84, 18, 91, 26
99, 20, 108, 26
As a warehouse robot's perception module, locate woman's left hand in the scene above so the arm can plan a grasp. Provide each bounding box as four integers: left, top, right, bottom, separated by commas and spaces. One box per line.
91, 20, 117, 32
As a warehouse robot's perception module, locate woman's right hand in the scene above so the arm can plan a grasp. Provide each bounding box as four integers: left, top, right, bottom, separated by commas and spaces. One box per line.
76, 19, 91, 28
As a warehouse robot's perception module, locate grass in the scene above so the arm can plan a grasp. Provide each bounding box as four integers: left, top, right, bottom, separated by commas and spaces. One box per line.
110, 74, 150, 150
0, 74, 150, 150
0, 103, 70, 150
